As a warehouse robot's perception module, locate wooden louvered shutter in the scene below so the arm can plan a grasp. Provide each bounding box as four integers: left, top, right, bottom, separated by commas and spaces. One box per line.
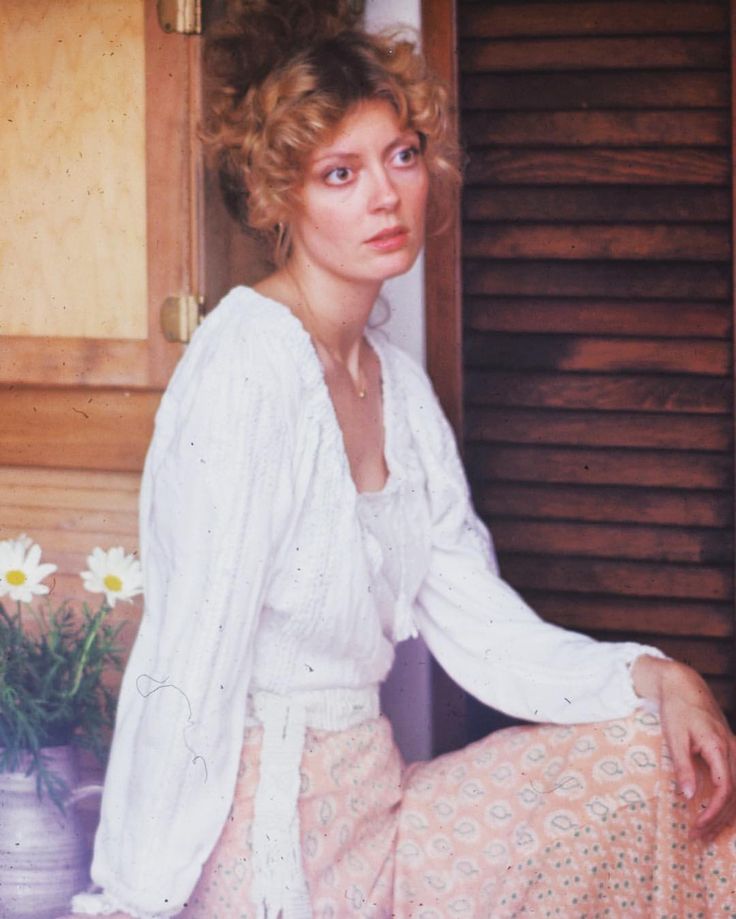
443, 0, 736, 737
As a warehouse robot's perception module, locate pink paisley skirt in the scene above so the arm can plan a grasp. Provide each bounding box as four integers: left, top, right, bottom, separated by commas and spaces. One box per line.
183, 711, 736, 918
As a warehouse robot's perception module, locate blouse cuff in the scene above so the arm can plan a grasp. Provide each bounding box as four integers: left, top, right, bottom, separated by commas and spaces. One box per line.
621, 643, 670, 716
71, 889, 179, 919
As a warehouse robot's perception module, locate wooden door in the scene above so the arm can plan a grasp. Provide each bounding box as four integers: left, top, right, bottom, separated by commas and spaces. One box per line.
424, 0, 736, 747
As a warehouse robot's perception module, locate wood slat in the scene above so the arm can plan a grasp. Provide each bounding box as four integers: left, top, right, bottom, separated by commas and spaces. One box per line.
464, 297, 731, 339
462, 110, 729, 147
460, 35, 728, 72
464, 332, 730, 374
458, 3, 728, 39
0, 465, 140, 491
464, 149, 730, 186
639, 635, 733, 674
0, 482, 139, 512
489, 518, 732, 563
461, 72, 728, 111
467, 443, 732, 488
0, 386, 158, 472
526, 592, 733, 638
466, 407, 732, 450
500, 554, 732, 600
705, 677, 733, 711
0, 506, 137, 539
465, 370, 731, 413
462, 186, 731, 222
463, 223, 730, 260
463, 260, 731, 299
477, 482, 732, 527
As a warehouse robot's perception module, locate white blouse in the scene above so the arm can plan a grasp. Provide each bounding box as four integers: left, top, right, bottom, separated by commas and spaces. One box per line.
71, 286, 663, 919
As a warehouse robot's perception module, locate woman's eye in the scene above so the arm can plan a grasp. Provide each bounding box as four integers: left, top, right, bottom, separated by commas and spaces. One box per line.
394, 145, 420, 167
324, 166, 353, 186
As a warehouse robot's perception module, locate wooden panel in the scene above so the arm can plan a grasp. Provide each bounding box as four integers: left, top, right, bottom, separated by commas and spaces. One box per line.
466, 407, 732, 451
458, 3, 728, 38
465, 149, 730, 186
460, 35, 728, 72
463, 111, 729, 147
464, 333, 729, 375
478, 482, 732, 527
463, 223, 729, 261
464, 260, 731, 299
465, 297, 731, 339
0, 0, 147, 341
462, 72, 728, 110
463, 187, 731, 222
458, 0, 735, 729
491, 519, 731, 563
0, 465, 142, 656
0, 0, 193, 390
0, 386, 158, 472
466, 371, 731, 413
468, 443, 732, 488
527, 593, 733, 638
501, 554, 732, 601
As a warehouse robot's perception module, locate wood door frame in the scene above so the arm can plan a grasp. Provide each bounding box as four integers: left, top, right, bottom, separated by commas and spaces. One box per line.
422, 0, 469, 755
422, 0, 463, 441
730, 0, 736, 716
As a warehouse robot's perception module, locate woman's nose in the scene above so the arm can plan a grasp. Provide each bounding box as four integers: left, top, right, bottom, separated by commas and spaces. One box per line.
369, 167, 400, 211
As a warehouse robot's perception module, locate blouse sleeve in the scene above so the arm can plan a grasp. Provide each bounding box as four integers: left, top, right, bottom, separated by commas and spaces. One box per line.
409, 368, 665, 727
71, 316, 292, 918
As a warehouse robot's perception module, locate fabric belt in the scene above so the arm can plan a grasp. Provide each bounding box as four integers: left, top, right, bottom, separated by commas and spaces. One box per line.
246, 685, 381, 919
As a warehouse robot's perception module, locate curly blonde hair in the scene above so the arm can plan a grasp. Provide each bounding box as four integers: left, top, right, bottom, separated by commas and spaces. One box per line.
204, 2, 459, 262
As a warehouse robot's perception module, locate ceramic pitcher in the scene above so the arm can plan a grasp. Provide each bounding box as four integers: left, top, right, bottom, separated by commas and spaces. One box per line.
0, 745, 102, 919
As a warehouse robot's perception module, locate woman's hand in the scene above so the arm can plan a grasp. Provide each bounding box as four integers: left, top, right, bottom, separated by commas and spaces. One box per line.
631, 654, 736, 842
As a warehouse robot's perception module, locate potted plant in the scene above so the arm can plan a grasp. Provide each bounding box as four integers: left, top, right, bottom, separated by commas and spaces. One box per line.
0, 534, 143, 919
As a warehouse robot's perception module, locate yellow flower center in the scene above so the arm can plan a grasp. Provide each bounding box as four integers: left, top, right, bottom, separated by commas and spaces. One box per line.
6, 569, 26, 586
104, 574, 123, 593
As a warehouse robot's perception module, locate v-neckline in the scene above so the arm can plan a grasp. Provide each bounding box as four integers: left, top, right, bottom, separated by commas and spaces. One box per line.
247, 287, 398, 499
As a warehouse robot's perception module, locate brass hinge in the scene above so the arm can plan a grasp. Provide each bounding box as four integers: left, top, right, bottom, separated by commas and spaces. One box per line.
157, 0, 202, 35
160, 294, 205, 343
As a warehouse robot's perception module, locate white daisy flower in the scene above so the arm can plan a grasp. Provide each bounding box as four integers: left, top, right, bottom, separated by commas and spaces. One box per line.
81, 546, 143, 608
0, 534, 58, 603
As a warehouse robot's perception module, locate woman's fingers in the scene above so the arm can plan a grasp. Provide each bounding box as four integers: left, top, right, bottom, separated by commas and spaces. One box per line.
667, 725, 697, 801
688, 732, 736, 839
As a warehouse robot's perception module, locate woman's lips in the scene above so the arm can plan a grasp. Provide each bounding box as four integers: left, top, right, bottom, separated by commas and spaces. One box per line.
365, 226, 409, 251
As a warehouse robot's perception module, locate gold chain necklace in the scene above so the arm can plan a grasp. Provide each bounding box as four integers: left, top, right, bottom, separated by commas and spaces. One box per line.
289, 274, 368, 399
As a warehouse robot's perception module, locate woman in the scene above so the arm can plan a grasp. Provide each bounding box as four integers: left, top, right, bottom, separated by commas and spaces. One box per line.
66, 6, 736, 918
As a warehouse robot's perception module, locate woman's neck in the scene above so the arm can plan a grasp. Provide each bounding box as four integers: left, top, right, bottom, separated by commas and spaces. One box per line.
257, 257, 381, 365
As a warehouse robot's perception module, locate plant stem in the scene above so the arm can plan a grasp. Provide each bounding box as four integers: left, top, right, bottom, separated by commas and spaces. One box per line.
65, 603, 111, 700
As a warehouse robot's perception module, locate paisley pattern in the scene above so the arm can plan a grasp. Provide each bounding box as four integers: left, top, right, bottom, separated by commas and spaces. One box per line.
184, 712, 736, 918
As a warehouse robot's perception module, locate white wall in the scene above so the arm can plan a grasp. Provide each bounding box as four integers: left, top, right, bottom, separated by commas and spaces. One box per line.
365, 0, 433, 764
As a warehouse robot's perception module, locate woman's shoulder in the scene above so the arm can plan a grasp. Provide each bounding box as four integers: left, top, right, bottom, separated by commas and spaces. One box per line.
164, 285, 318, 408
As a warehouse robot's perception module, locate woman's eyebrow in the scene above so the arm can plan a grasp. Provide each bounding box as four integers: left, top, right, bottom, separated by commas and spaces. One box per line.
312, 150, 362, 165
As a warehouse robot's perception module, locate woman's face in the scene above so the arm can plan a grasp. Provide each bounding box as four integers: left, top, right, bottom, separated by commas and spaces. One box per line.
288, 98, 430, 287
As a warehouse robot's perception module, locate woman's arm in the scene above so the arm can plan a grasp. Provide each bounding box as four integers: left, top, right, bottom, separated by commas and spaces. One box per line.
67, 307, 293, 918
632, 654, 736, 841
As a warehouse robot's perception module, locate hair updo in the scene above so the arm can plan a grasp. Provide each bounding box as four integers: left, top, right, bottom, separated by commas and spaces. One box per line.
203, 0, 459, 262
